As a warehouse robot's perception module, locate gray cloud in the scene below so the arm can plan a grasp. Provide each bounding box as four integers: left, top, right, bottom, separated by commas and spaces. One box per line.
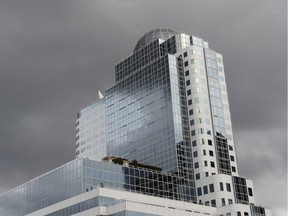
0, 0, 286, 215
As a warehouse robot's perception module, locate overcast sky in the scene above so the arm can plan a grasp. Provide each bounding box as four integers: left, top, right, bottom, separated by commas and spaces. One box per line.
0, 0, 286, 215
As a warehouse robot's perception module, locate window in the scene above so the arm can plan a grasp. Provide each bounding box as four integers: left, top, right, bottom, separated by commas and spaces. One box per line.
205, 172, 209, 177
248, 188, 253, 196
192, 140, 197, 146
211, 199, 216, 207
184, 52, 188, 57
207, 130, 211, 135
203, 150, 206, 155
226, 183, 231, 192
228, 199, 233, 204
229, 145, 233, 151
222, 198, 226, 206
237, 212, 241, 216
230, 155, 235, 161
209, 150, 214, 156
194, 87, 200, 93
195, 108, 201, 113
244, 213, 249, 216
184, 61, 189, 67
204, 161, 208, 167
220, 182, 224, 191
198, 128, 204, 134
196, 118, 203, 124
232, 166, 236, 172
210, 161, 215, 167
190, 119, 194, 125
194, 162, 199, 169
188, 99, 192, 105
186, 80, 191, 86
193, 151, 198, 157
194, 97, 200, 103
208, 139, 212, 146
185, 70, 189, 76
196, 173, 200, 180
189, 109, 193, 115
197, 187, 202, 196
205, 201, 209, 206
203, 186, 208, 194
187, 89, 191, 95
209, 184, 214, 193
191, 130, 196, 136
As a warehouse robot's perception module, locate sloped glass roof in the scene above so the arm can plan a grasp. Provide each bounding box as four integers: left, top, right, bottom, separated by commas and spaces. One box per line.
134, 28, 177, 53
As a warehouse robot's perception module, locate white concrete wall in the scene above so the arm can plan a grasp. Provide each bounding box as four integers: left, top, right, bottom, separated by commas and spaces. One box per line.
26, 187, 217, 216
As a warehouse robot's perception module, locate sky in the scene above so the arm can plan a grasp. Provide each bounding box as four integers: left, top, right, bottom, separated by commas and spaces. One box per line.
0, 0, 286, 215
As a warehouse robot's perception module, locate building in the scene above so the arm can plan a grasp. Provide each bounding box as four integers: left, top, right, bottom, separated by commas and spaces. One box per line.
0, 28, 272, 216
78, 28, 271, 215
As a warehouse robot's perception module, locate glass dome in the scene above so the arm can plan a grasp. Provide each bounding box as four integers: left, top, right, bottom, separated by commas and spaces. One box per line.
134, 28, 177, 53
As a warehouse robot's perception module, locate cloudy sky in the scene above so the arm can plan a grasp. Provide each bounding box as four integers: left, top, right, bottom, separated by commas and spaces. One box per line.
0, 0, 286, 215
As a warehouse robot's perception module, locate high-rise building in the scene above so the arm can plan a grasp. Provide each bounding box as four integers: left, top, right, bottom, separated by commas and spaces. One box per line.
0, 28, 271, 216
76, 28, 271, 215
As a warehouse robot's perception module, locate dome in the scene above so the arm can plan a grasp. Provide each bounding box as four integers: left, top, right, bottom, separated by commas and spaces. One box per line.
134, 28, 177, 53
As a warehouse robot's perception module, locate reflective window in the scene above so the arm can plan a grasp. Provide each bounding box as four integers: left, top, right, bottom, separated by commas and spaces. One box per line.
210, 161, 215, 168
220, 182, 224, 191
203, 186, 208, 194
226, 183, 231, 192
209, 184, 214, 193
197, 187, 202, 196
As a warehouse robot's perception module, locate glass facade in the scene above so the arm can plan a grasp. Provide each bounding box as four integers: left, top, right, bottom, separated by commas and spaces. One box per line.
0, 159, 83, 216
251, 205, 266, 216
76, 98, 106, 161
107, 54, 190, 172
106, 34, 196, 202
232, 176, 249, 205
204, 48, 227, 138
0, 158, 196, 216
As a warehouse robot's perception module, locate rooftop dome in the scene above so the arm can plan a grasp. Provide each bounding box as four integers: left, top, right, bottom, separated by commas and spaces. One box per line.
134, 28, 177, 53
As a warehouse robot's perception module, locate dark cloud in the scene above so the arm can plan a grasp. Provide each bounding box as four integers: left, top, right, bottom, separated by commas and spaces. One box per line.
0, 0, 286, 215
